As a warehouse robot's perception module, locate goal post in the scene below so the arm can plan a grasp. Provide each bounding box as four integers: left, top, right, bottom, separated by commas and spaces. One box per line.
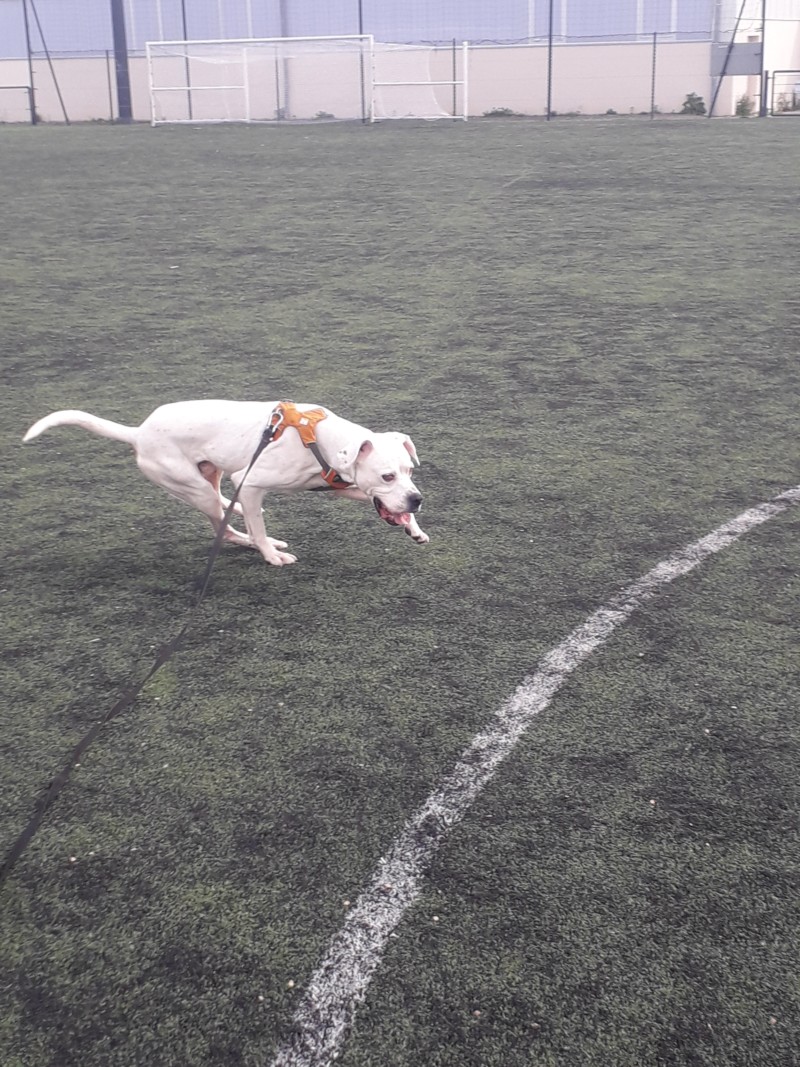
146, 35, 470, 125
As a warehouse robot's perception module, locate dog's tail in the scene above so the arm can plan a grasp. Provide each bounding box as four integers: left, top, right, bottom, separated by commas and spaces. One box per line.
23, 410, 138, 446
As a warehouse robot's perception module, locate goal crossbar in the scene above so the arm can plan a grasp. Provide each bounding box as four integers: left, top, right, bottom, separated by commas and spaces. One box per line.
150, 34, 373, 49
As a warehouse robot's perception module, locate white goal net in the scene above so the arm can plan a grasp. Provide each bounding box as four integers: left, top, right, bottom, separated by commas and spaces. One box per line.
372, 42, 468, 121
146, 35, 468, 125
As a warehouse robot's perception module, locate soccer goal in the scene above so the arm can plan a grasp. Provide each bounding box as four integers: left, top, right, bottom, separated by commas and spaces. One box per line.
372, 42, 468, 121
146, 35, 469, 125
770, 71, 800, 115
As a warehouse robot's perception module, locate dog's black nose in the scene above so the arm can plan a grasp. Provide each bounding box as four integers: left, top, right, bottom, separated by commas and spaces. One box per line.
407, 493, 423, 513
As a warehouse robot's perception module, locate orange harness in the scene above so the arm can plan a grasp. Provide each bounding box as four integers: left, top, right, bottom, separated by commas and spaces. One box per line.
266, 401, 353, 490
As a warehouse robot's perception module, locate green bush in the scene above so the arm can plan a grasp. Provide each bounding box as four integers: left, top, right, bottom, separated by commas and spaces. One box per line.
680, 92, 706, 116
482, 106, 522, 118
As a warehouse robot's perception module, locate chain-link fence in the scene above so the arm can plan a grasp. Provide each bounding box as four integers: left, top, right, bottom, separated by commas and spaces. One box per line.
0, 0, 726, 58
0, 0, 796, 123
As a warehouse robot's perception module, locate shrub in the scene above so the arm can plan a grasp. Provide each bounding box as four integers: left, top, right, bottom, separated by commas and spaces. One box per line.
735, 94, 754, 118
680, 92, 706, 116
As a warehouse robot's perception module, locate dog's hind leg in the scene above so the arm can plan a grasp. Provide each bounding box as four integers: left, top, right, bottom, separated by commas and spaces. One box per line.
197, 461, 247, 519
137, 454, 252, 546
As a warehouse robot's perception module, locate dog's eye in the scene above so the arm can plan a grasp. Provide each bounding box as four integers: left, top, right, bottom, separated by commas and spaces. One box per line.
382, 473, 396, 483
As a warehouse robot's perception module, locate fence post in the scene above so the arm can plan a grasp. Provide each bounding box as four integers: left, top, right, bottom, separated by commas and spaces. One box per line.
546, 0, 554, 119
21, 0, 37, 124
758, 0, 768, 116
180, 0, 192, 120
105, 49, 114, 121
650, 32, 657, 118
357, 0, 367, 122
109, 0, 133, 121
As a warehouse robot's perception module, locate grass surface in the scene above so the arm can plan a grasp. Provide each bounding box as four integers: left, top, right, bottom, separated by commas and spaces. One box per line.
1, 118, 799, 1067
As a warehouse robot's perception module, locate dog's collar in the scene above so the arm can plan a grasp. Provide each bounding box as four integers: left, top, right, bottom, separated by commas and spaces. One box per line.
267, 401, 353, 490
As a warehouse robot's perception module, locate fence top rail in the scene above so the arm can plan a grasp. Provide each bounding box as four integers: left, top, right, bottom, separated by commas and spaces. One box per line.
468, 36, 712, 49
154, 85, 246, 91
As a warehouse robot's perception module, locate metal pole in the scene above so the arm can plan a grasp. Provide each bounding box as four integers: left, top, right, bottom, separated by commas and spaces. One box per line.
30, 0, 70, 123
278, 0, 290, 119
758, 0, 768, 117
708, 0, 747, 117
273, 51, 281, 119
358, 0, 367, 123
180, 0, 192, 120
546, 0, 554, 119
124, 0, 136, 56
650, 31, 657, 119
462, 40, 469, 120
109, 0, 132, 122
105, 49, 115, 121
21, 0, 36, 124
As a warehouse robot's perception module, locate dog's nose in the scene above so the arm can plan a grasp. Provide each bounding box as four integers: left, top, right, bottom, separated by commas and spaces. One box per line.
407, 492, 423, 513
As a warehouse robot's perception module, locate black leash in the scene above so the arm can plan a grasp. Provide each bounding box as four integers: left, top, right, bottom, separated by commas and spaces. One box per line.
0, 417, 282, 890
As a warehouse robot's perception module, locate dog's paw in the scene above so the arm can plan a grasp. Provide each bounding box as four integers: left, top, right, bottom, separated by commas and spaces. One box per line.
406, 528, 430, 545
264, 538, 297, 566
266, 553, 298, 566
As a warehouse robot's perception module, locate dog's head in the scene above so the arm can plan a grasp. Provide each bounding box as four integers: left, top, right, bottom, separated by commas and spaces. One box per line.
337, 432, 423, 528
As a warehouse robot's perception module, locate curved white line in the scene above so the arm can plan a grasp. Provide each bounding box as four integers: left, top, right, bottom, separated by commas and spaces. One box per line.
270, 486, 800, 1067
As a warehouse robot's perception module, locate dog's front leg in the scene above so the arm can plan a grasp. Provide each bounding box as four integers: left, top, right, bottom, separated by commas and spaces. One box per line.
238, 485, 298, 566
404, 514, 430, 545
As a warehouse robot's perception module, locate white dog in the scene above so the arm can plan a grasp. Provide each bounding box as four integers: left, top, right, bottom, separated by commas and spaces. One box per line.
23, 400, 429, 565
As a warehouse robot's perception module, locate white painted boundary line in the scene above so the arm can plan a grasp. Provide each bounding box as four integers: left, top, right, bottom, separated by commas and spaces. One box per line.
270, 486, 800, 1067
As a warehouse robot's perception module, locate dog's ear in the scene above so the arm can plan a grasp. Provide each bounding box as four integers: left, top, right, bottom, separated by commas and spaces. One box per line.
336, 437, 374, 479
393, 433, 420, 465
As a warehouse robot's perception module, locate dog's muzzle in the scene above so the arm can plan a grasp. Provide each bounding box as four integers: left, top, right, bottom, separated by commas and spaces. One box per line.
373, 493, 422, 527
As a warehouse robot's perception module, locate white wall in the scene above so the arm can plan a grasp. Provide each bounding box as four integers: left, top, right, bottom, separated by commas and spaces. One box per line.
463, 42, 712, 117
0, 55, 117, 122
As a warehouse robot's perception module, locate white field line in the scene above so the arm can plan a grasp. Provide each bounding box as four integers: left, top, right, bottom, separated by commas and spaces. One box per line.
270, 486, 800, 1067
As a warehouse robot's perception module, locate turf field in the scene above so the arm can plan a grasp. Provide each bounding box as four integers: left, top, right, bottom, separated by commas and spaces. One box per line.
1, 117, 799, 1067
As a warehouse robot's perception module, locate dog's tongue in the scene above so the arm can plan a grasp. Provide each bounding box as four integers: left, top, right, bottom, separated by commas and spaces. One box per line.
375, 500, 411, 527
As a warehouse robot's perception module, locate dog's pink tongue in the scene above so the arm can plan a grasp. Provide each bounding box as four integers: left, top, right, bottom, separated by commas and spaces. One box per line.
377, 500, 411, 526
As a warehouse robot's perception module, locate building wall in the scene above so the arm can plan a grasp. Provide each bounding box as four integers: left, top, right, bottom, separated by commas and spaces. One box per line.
721, 15, 800, 115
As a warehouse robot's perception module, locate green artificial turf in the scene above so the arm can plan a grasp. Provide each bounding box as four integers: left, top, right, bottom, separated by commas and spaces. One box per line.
1, 118, 798, 1067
